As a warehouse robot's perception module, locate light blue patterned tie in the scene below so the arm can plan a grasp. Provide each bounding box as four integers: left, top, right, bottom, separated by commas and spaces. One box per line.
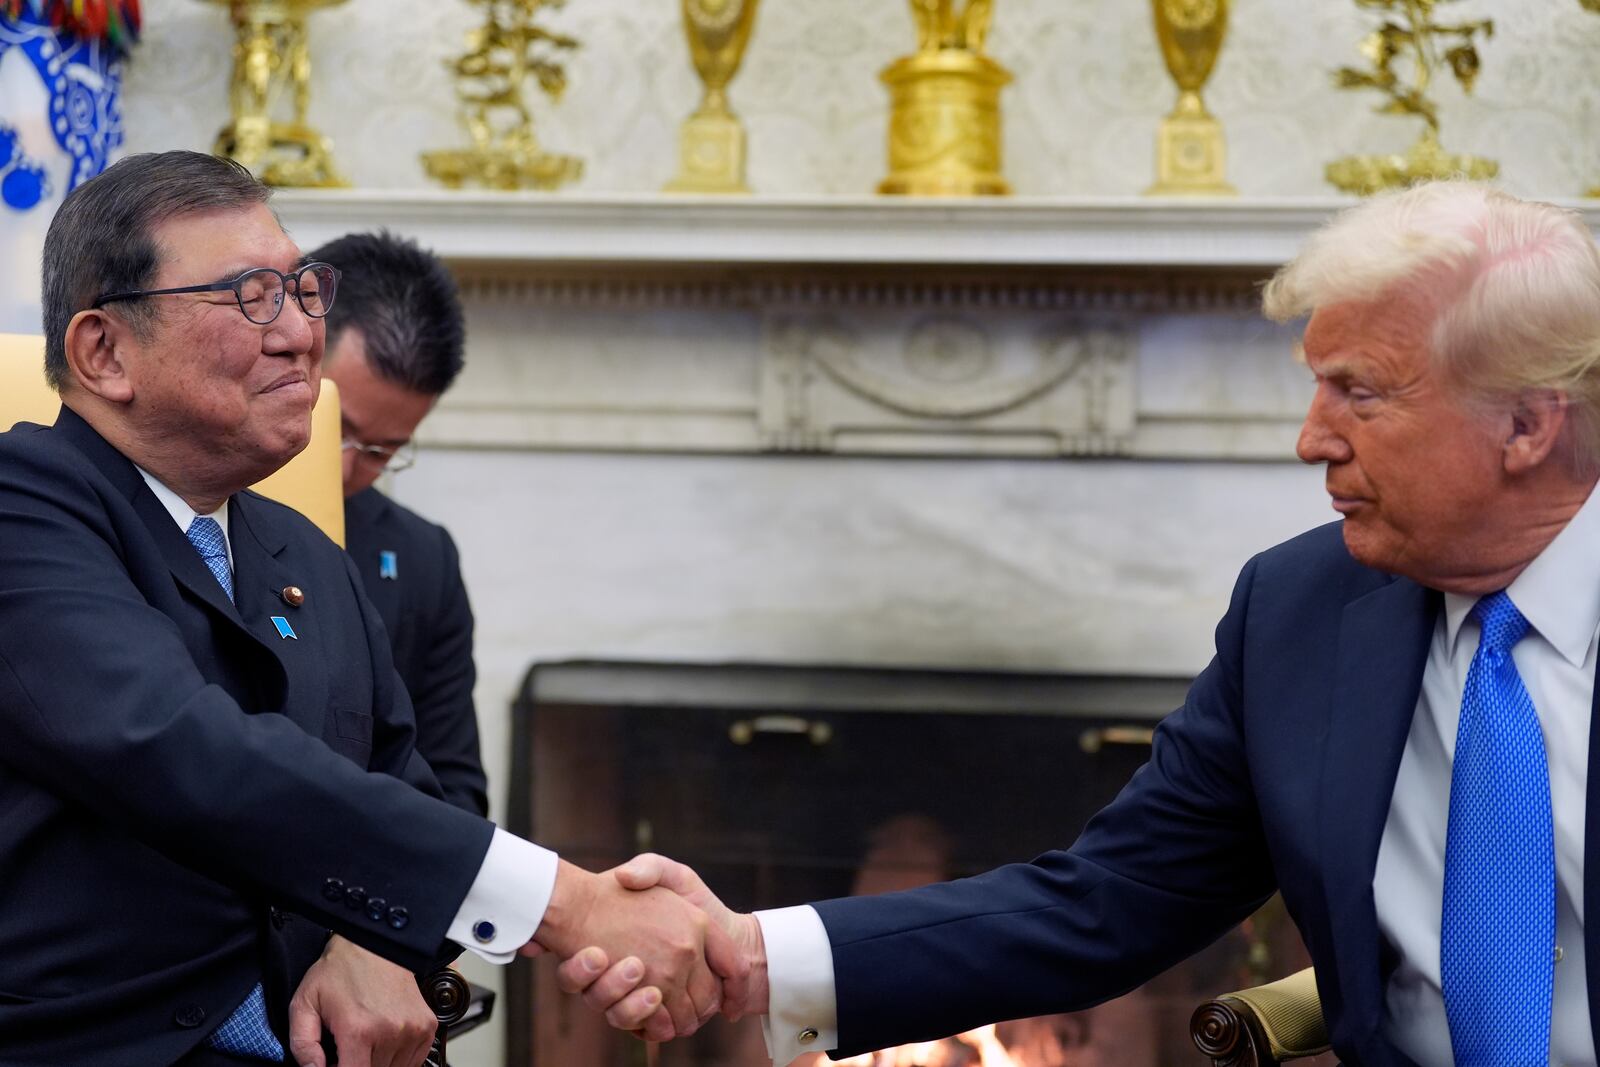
185, 516, 234, 604
1440, 591, 1555, 1066
184, 517, 284, 1062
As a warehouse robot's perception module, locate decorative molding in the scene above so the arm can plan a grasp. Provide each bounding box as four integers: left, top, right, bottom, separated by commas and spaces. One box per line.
274, 189, 1600, 269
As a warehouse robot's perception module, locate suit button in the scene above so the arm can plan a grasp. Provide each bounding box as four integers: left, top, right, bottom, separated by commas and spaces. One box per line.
174, 1004, 207, 1028
387, 906, 409, 930
365, 896, 388, 922
269, 906, 285, 929
345, 885, 367, 909
321, 877, 344, 903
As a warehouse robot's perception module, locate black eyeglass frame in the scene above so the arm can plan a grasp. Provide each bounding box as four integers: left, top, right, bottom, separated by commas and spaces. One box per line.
90, 262, 342, 326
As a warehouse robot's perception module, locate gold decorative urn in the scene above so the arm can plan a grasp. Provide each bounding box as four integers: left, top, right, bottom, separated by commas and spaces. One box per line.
878, 0, 1011, 197
1145, 0, 1235, 196
665, 0, 761, 193
204, 0, 348, 188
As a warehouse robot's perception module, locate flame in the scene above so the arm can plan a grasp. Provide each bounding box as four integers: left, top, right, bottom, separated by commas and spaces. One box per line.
848, 1023, 1023, 1067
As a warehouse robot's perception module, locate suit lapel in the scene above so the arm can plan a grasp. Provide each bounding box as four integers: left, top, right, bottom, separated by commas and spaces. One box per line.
231, 493, 328, 738
346, 489, 402, 641
1318, 575, 1438, 1053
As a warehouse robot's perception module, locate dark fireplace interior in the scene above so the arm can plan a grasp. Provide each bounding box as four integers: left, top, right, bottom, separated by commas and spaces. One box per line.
505, 661, 1323, 1067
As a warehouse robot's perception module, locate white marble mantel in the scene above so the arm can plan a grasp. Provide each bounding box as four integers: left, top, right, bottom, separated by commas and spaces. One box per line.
276, 193, 1438, 462
276, 190, 1600, 269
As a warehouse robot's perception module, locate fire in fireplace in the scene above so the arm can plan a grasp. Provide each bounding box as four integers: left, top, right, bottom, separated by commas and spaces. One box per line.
505, 660, 1319, 1067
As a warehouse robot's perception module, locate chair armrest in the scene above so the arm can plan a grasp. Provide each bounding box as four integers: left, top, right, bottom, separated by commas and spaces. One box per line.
1190, 967, 1330, 1067
419, 968, 472, 1067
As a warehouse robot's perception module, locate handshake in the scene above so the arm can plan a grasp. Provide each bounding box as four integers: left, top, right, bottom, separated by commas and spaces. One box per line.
527, 853, 766, 1041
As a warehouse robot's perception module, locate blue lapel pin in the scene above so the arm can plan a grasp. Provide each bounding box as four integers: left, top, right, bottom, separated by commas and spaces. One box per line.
379, 550, 398, 581
270, 616, 298, 640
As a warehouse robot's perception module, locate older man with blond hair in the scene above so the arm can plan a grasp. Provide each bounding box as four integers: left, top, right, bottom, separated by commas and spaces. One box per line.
562, 182, 1600, 1067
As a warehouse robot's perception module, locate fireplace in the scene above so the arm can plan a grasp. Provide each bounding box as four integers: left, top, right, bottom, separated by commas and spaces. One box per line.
504, 660, 1322, 1067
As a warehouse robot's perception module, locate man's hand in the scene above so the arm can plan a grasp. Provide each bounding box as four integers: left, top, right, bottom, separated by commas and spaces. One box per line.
528, 859, 751, 1041
287, 935, 437, 1067
550, 854, 769, 1036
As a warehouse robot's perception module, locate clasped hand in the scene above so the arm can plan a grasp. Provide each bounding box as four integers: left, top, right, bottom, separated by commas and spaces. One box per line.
527, 858, 761, 1041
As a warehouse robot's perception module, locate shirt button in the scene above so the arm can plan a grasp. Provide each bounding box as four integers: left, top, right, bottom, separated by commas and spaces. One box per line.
797, 1028, 819, 1045
1555, 945, 1565, 963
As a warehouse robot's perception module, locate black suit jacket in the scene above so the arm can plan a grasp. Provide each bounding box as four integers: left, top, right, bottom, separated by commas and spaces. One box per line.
0, 408, 494, 1067
813, 522, 1600, 1066
344, 487, 487, 817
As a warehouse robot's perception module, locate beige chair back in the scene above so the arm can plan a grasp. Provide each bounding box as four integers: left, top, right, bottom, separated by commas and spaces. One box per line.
0, 333, 345, 546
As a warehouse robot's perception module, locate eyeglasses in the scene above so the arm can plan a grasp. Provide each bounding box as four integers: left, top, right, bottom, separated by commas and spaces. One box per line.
342, 437, 416, 474
91, 262, 341, 326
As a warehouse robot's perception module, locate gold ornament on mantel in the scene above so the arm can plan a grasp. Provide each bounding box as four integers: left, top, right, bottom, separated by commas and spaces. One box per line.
665, 0, 761, 194
204, 0, 348, 188
421, 0, 583, 191
878, 0, 1011, 197
1145, 0, 1235, 196
1325, 0, 1496, 196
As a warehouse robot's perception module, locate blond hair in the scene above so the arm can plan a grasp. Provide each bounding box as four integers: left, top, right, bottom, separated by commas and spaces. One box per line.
1263, 182, 1600, 471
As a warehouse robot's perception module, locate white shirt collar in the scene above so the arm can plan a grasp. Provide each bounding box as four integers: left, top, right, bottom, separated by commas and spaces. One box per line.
1443, 478, 1600, 667
135, 466, 231, 563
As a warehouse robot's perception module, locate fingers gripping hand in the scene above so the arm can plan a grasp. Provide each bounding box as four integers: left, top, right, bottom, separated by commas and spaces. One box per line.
287, 936, 438, 1067
555, 949, 668, 1035
613, 853, 764, 1020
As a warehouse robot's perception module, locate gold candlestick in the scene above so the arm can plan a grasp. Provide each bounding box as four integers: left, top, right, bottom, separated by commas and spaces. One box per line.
665, 0, 761, 194
422, 0, 583, 191
878, 0, 1011, 197
1325, 0, 1496, 196
1145, 0, 1235, 196
204, 0, 348, 188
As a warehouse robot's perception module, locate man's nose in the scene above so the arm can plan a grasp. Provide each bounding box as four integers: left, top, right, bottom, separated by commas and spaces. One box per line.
1296, 388, 1352, 465
265, 292, 315, 354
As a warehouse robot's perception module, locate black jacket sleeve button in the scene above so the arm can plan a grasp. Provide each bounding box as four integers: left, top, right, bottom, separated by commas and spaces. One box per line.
386, 906, 409, 930
364, 896, 388, 923
345, 885, 367, 909
321, 877, 344, 903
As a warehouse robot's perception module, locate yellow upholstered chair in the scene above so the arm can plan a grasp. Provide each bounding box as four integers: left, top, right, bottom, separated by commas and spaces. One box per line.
1191, 967, 1330, 1066
0, 332, 344, 546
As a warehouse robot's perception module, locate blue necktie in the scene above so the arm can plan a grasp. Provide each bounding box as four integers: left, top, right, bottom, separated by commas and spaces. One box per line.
1440, 591, 1556, 1066
185, 516, 234, 604
184, 517, 284, 1062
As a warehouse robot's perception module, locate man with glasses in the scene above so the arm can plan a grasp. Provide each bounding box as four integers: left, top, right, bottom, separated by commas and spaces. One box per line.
306, 231, 487, 819
0, 151, 740, 1067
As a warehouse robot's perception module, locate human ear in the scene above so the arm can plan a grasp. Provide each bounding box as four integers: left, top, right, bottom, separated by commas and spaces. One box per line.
1503, 389, 1568, 475
62, 309, 135, 404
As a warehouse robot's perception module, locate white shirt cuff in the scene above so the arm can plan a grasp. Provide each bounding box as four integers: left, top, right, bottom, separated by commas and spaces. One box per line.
447, 828, 559, 964
756, 904, 838, 1065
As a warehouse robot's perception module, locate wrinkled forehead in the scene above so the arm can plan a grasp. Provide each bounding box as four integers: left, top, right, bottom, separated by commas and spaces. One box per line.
148, 202, 302, 286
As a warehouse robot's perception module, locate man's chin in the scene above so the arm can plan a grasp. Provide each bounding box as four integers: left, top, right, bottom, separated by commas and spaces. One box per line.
1339, 520, 1400, 574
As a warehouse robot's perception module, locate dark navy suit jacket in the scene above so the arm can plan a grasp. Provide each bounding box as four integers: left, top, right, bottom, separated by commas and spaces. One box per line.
344, 487, 487, 817
813, 522, 1600, 1066
0, 408, 493, 1067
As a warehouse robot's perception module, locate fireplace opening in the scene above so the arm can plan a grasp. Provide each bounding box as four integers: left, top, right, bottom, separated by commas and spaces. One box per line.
505, 661, 1321, 1067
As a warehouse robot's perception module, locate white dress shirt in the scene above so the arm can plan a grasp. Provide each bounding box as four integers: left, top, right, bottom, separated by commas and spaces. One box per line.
139, 469, 557, 964
758, 482, 1600, 1067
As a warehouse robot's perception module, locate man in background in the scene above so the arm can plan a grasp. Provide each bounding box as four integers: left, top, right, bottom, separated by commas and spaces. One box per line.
308, 231, 487, 816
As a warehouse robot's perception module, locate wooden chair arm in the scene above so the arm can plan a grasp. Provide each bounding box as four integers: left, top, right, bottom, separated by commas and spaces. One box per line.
1190, 967, 1330, 1067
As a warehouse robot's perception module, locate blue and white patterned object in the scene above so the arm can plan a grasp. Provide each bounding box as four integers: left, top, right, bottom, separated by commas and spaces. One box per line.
0, 2, 126, 205
184, 516, 234, 604
1440, 591, 1556, 1066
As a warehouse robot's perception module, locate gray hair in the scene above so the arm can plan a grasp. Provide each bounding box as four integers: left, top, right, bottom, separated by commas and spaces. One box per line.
1263, 182, 1600, 471
41, 151, 270, 389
